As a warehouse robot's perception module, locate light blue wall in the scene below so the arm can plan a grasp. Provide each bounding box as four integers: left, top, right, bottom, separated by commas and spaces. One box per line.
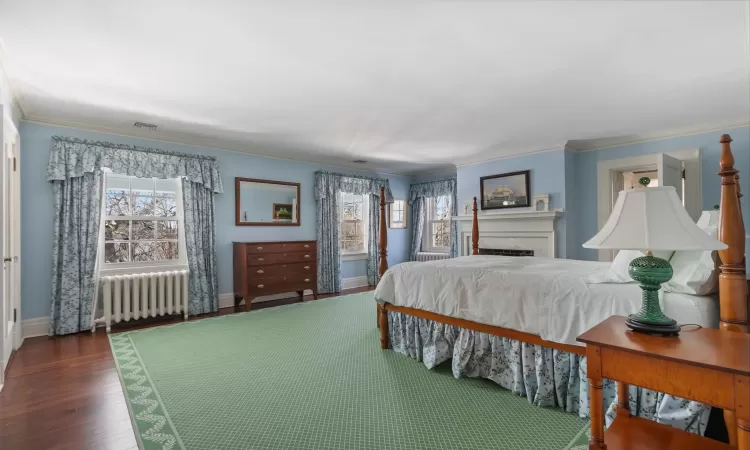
456, 149, 568, 258
20, 122, 412, 319
575, 126, 750, 261
564, 150, 580, 259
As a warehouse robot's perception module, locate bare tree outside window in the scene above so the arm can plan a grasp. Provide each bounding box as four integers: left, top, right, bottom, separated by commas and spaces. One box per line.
423, 195, 451, 252
103, 174, 182, 265
339, 193, 369, 254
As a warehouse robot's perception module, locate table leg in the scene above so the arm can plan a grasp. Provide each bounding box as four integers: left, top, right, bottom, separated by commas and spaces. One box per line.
737, 375, 750, 450
738, 417, 749, 450
589, 377, 607, 449
616, 381, 630, 417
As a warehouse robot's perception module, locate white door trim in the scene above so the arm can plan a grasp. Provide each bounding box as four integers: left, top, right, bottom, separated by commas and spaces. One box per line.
596, 149, 701, 261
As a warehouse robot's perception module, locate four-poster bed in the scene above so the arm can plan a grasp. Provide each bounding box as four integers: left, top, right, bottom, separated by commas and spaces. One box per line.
374, 134, 747, 442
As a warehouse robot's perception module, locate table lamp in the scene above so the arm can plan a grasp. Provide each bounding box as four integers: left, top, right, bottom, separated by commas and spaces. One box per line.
583, 179, 727, 335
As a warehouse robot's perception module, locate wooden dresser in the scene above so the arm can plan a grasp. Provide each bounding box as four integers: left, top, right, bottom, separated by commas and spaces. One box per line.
233, 240, 318, 311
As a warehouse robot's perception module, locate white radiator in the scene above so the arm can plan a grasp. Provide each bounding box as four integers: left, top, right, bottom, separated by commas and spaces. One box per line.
97, 270, 189, 332
414, 252, 451, 262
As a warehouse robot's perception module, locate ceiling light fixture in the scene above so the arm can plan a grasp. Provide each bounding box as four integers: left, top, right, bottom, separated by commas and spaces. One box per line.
133, 121, 158, 130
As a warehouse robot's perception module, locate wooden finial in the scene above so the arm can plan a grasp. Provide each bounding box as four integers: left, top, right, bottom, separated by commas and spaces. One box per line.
720, 134, 735, 173
471, 197, 479, 256
378, 186, 388, 281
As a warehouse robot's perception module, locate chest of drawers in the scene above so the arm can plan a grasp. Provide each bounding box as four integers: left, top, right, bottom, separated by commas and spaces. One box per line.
233, 241, 318, 311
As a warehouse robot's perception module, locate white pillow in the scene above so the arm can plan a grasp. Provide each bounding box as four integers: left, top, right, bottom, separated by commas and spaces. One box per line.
588, 250, 675, 284
664, 224, 719, 295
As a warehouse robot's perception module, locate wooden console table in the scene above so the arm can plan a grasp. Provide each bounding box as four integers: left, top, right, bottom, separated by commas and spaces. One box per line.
578, 316, 750, 450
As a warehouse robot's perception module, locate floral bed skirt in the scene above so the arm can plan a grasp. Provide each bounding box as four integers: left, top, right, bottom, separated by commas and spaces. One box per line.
387, 311, 710, 435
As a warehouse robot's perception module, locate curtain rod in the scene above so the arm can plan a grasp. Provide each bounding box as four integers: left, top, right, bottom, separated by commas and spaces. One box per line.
52, 136, 218, 161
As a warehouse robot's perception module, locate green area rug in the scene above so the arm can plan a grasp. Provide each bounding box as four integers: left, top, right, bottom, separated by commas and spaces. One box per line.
110, 292, 589, 450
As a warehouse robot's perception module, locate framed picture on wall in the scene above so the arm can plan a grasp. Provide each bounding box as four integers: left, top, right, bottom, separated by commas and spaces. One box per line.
479, 170, 530, 210
389, 199, 407, 228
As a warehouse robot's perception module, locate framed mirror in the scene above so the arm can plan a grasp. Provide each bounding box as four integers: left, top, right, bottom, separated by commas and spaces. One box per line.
235, 178, 300, 226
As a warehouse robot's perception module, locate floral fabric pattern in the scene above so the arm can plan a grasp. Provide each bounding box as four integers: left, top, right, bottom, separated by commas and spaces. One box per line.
47, 136, 223, 335
49, 173, 103, 335
388, 311, 710, 435
314, 171, 393, 293
182, 180, 220, 315
408, 177, 459, 258
48, 137, 223, 193
409, 197, 426, 261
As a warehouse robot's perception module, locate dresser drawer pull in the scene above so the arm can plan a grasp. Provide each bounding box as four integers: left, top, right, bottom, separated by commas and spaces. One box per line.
257, 258, 264, 261
304, 244, 310, 248
256, 270, 264, 274
256, 246, 263, 251
304, 254, 310, 258
304, 278, 310, 282
304, 266, 310, 270
257, 284, 264, 288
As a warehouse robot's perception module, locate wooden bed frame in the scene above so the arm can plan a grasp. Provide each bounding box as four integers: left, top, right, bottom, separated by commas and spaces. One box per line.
375, 134, 747, 442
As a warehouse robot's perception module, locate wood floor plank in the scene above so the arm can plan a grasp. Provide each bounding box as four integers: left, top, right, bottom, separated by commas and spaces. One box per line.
0, 288, 372, 449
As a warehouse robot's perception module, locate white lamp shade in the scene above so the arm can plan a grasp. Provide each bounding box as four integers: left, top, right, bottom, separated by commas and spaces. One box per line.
583, 186, 727, 251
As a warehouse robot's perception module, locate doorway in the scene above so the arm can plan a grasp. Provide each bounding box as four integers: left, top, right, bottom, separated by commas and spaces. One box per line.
596, 149, 701, 261
0, 108, 21, 390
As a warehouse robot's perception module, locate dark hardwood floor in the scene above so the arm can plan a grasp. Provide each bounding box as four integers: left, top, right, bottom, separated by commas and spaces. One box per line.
0, 287, 373, 450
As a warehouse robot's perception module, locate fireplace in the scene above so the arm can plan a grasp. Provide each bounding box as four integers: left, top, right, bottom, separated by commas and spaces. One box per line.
453, 209, 562, 258
478, 248, 534, 257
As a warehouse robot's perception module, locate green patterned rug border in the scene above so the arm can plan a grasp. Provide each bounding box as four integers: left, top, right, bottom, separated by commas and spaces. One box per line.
110, 332, 184, 450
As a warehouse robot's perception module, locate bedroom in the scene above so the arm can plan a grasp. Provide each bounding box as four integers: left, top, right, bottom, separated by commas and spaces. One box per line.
0, 1, 749, 449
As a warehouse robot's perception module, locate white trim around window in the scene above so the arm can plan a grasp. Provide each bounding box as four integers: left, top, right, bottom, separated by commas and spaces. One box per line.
97, 172, 188, 276
422, 196, 451, 254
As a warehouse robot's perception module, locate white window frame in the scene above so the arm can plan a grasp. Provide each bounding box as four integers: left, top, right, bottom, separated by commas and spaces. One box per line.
98, 172, 188, 276
422, 196, 451, 254
339, 192, 369, 262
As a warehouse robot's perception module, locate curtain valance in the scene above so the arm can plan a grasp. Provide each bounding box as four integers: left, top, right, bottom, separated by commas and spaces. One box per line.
47, 137, 223, 193
314, 171, 393, 202
408, 177, 456, 202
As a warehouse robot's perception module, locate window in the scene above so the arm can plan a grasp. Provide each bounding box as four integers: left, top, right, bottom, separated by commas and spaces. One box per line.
339, 192, 369, 261
423, 195, 451, 253
99, 173, 186, 272
389, 199, 407, 229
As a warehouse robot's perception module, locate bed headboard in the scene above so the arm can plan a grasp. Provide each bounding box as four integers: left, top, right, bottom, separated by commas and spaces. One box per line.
717, 134, 748, 333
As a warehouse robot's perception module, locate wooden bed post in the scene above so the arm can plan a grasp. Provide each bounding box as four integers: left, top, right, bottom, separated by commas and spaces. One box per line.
472, 197, 479, 255
717, 134, 747, 334
378, 186, 388, 280
716, 134, 748, 447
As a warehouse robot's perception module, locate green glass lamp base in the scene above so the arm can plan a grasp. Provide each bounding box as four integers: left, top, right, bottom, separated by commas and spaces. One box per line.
626, 254, 680, 336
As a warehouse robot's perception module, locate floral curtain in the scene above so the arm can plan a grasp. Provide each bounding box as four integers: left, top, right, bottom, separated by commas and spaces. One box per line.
182, 180, 220, 315
388, 311, 710, 435
409, 197, 426, 261
314, 171, 393, 293
47, 137, 223, 334
408, 177, 458, 259
49, 172, 103, 335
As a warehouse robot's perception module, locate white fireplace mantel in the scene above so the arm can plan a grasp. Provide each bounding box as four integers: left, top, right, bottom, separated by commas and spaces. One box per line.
452, 209, 563, 257
452, 209, 563, 222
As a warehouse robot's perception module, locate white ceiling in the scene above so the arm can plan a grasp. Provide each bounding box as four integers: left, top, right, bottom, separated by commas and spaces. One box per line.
1, 1, 748, 175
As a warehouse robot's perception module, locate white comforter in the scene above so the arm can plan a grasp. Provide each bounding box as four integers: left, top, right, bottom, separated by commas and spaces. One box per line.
374, 256, 717, 347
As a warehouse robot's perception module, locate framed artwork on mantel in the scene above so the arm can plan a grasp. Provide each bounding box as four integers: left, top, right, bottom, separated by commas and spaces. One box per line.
479, 170, 530, 210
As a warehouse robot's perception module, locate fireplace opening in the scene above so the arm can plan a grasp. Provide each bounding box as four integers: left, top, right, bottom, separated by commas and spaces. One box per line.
478, 248, 534, 257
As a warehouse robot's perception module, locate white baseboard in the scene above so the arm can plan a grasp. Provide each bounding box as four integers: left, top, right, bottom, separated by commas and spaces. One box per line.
219, 276, 371, 309
22, 317, 48, 339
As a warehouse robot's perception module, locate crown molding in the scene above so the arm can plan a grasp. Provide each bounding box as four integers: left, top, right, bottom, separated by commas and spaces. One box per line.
454, 144, 567, 168
21, 115, 425, 178
568, 120, 750, 153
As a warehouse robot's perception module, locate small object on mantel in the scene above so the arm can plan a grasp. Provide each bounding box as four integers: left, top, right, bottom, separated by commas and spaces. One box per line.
578, 315, 750, 450
583, 186, 726, 336
533, 194, 549, 212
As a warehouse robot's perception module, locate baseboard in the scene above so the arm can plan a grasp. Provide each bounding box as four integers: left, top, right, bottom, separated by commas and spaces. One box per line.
219, 276, 371, 309
22, 317, 48, 339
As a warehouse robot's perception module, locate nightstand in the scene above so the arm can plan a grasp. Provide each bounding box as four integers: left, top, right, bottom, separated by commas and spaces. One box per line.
577, 315, 750, 450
